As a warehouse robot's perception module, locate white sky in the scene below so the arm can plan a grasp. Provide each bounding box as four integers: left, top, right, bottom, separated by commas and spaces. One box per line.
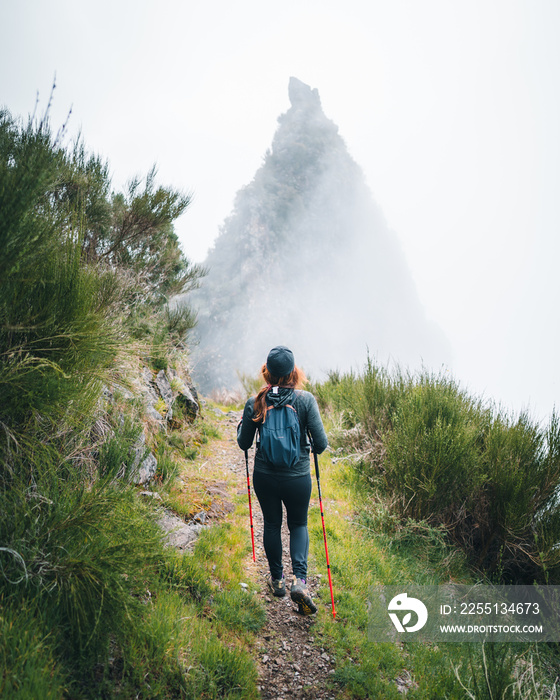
2, 0, 559, 421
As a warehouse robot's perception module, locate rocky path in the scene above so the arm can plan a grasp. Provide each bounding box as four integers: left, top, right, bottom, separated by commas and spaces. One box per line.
214, 409, 338, 700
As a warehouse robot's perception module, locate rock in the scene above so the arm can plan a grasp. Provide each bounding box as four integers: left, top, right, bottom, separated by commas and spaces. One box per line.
140, 491, 162, 500
146, 405, 164, 421
137, 367, 164, 420
129, 433, 158, 484
131, 452, 157, 485
158, 510, 205, 550
155, 370, 174, 418
288, 76, 322, 112
175, 384, 199, 420
131, 432, 146, 463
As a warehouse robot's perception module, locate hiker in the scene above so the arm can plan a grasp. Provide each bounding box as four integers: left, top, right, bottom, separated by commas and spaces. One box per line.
237, 345, 328, 614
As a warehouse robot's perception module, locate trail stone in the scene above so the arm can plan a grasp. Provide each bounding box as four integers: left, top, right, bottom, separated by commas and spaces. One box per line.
140, 491, 162, 500
158, 510, 205, 550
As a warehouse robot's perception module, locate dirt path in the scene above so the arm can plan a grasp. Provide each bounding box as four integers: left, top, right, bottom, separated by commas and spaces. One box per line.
214, 408, 338, 700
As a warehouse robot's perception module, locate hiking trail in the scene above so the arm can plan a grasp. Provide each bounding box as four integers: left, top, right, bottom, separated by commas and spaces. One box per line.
204, 407, 338, 700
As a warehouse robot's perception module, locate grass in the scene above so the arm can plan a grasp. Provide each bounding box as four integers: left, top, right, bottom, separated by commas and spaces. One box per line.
304, 401, 560, 698
0, 108, 264, 698
4, 104, 558, 696
0, 422, 266, 699
0, 600, 68, 698
314, 360, 560, 583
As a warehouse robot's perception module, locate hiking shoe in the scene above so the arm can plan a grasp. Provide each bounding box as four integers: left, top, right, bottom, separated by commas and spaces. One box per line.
290, 576, 317, 615
268, 576, 286, 597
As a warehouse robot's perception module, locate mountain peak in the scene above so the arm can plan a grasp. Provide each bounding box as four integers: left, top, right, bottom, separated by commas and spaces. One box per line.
288, 77, 322, 111
190, 79, 449, 392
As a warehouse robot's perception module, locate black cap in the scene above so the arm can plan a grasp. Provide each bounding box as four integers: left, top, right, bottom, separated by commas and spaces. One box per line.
266, 346, 295, 378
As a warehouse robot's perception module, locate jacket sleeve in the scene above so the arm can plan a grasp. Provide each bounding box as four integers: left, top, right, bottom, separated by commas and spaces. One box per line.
305, 393, 328, 454
237, 398, 258, 451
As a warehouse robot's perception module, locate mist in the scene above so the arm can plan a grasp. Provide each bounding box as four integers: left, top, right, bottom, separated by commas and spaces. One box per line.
187, 78, 451, 393
3, 0, 559, 419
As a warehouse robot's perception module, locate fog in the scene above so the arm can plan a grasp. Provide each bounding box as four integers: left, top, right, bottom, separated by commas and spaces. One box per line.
189, 78, 451, 393
2, 0, 560, 420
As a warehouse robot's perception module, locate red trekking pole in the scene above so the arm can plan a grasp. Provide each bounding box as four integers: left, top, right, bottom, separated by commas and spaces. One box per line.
244, 450, 256, 562
309, 434, 336, 619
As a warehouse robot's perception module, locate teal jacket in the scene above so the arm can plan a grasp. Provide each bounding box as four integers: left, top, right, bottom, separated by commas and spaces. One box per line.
237, 387, 328, 476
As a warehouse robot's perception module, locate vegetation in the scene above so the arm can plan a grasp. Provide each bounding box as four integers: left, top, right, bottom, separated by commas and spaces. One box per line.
0, 105, 264, 698
306, 360, 560, 698
4, 93, 560, 698
313, 358, 560, 583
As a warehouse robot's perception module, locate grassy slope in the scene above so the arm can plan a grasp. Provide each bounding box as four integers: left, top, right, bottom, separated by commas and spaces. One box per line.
302, 414, 559, 699
1, 400, 267, 700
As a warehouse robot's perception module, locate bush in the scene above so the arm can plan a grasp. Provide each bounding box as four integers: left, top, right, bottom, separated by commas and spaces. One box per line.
0, 110, 126, 474
382, 376, 485, 527
0, 444, 165, 672
317, 360, 560, 582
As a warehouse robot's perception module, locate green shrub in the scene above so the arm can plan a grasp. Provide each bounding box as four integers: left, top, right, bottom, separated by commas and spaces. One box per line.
317, 360, 560, 582
382, 376, 485, 524
476, 412, 560, 579
0, 110, 127, 476
0, 434, 165, 679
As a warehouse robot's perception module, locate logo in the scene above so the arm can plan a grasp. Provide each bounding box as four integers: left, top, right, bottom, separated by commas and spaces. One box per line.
388, 593, 428, 632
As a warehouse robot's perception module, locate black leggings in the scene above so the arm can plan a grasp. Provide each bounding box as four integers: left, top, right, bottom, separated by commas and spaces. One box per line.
253, 470, 312, 581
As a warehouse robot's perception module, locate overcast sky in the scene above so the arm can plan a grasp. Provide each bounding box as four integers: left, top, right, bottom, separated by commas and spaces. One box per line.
2, 0, 559, 422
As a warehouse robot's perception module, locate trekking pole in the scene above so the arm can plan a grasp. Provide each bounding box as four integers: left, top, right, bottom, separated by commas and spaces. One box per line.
244, 450, 256, 562
308, 433, 336, 619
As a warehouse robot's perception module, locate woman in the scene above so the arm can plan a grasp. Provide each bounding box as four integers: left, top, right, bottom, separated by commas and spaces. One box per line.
237, 346, 328, 615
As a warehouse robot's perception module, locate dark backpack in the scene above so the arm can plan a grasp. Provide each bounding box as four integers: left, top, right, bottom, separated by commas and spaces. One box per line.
258, 401, 301, 469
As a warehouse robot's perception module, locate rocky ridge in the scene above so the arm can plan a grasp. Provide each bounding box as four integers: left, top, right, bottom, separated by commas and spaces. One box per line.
190, 77, 449, 393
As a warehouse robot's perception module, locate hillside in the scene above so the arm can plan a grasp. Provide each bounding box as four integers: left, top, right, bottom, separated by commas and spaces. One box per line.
3, 90, 560, 699
189, 77, 449, 393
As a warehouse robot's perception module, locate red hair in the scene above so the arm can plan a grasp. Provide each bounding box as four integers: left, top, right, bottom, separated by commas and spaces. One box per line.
252, 364, 307, 424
